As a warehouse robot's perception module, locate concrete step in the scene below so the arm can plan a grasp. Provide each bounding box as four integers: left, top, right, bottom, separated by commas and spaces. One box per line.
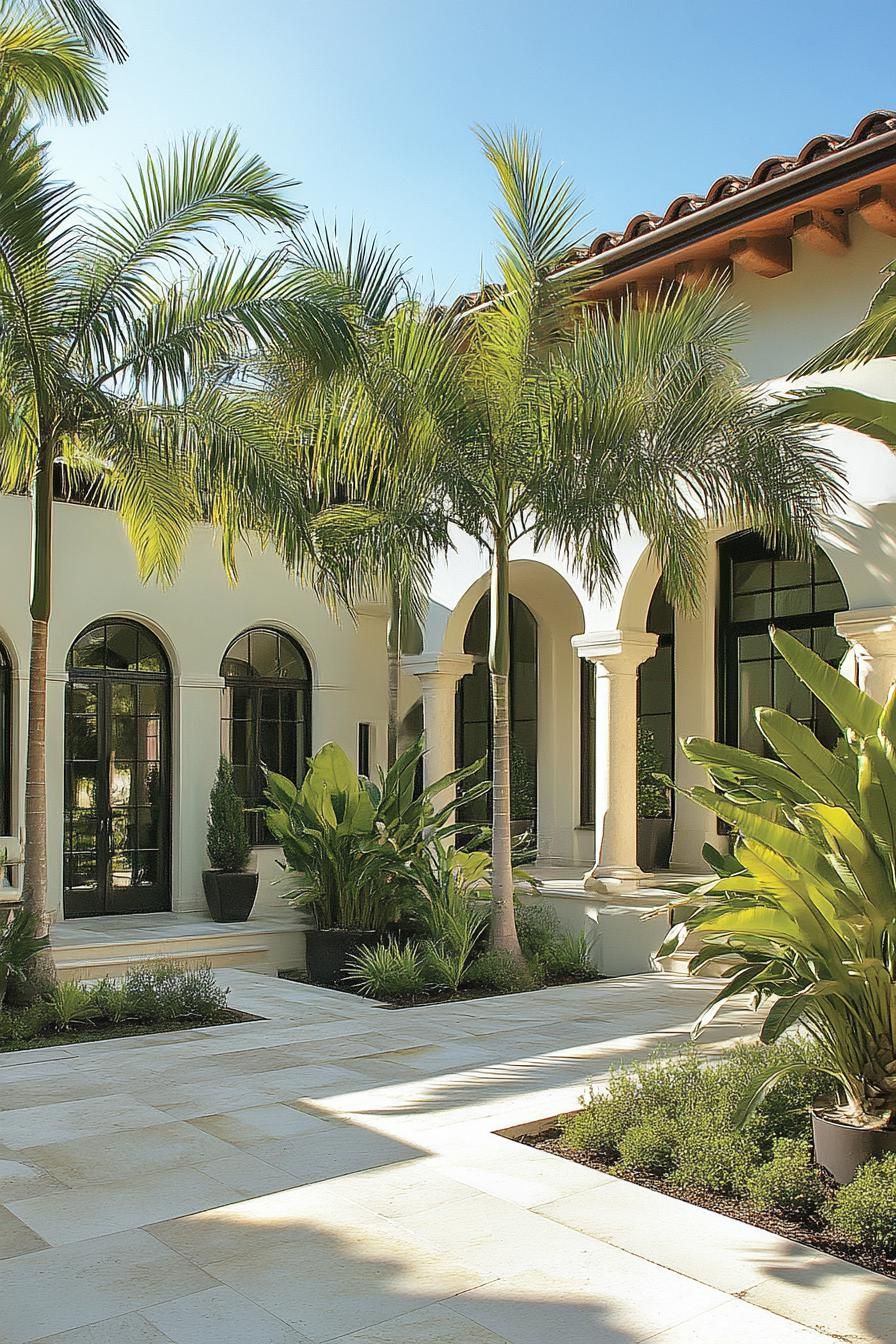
54, 941, 274, 982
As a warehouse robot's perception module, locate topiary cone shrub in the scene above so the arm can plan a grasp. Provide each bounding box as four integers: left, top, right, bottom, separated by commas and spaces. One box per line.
207, 756, 251, 872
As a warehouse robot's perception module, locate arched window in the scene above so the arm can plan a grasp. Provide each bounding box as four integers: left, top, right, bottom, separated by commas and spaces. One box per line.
64, 620, 171, 916
456, 593, 538, 834
719, 533, 847, 755
0, 641, 10, 835
638, 581, 675, 779
221, 627, 312, 845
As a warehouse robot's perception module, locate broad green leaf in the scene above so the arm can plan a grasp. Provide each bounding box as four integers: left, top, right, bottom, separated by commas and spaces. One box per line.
756, 707, 858, 811
771, 627, 880, 739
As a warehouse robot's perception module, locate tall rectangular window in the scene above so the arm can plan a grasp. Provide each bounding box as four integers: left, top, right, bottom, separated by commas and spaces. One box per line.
358, 722, 371, 777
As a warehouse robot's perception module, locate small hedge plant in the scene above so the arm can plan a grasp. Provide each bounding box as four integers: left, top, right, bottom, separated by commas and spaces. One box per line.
0, 962, 228, 1046
826, 1154, 896, 1257
747, 1139, 827, 1221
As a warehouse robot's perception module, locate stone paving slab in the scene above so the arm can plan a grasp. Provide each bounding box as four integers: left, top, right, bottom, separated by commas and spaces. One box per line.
0, 969, 885, 1343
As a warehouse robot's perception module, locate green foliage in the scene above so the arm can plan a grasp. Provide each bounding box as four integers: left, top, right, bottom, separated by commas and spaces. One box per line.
659, 626, 896, 1129
207, 756, 251, 872
119, 962, 226, 1024
825, 1154, 896, 1255
747, 1139, 826, 1221
538, 932, 596, 980
0, 906, 50, 984
464, 949, 541, 994
672, 1123, 760, 1195
637, 722, 670, 819
561, 1039, 822, 1199
266, 737, 489, 932
345, 938, 426, 999
509, 735, 537, 821
47, 982, 95, 1029
615, 1112, 678, 1177
515, 903, 561, 961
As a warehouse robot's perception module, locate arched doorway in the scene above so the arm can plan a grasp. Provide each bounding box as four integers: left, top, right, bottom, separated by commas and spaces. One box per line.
456, 593, 538, 836
718, 533, 848, 754
220, 627, 312, 845
64, 620, 171, 916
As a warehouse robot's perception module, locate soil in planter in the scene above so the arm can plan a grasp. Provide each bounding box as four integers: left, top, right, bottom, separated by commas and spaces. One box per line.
514, 1122, 896, 1281
278, 968, 602, 1006
0, 1007, 260, 1053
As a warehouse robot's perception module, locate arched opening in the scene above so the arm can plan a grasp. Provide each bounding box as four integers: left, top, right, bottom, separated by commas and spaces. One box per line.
64, 620, 171, 916
221, 627, 312, 845
0, 640, 10, 835
456, 593, 538, 836
718, 533, 848, 754
638, 581, 675, 778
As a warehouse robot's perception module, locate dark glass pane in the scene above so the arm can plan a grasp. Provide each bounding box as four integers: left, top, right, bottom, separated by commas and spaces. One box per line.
732, 560, 772, 595
137, 763, 161, 808
136, 851, 158, 885
68, 715, 97, 759
230, 720, 250, 767
512, 660, 538, 722
136, 629, 165, 673
230, 684, 251, 720
110, 811, 132, 851
774, 657, 813, 720
138, 682, 165, 715
111, 682, 136, 717
248, 629, 281, 678
68, 768, 97, 809
739, 660, 772, 752
280, 722, 299, 783
814, 626, 848, 665
738, 632, 771, 662
814, 550, 839, 583
70, 854, 97, 888
112, 712, 137, 759
68, 682, 97, 716
260, 687, 281, 719
774, 558, 812, 589
512, 602, 537, 663
110, 764, 132, 807
135, 806, 159, 848
773, 586, 812, 618
137, 717, 162, 765
105, 624, 139, 671
70, 625, 106, 669
815, 582, 846, 614
462, 664, 489, 723
639, 649, 673, 716
733, 592, 772, 622
272, 634, 308, 680
258, 720, 280, 771
111, 852, 134, 885
70, 809, 98, 848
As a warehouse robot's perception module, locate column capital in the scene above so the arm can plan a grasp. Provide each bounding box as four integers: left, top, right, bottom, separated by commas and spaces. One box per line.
402, 652, 475, 685
573, 629, 658, 674
835, 606, 896, 654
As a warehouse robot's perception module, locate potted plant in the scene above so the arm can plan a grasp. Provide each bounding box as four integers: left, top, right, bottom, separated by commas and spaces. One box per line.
658, 626, 896, 1184
202, 756, 258, 922
637, 722, 673, 870
0, 905, 51, 1006
265, 737, 489, 985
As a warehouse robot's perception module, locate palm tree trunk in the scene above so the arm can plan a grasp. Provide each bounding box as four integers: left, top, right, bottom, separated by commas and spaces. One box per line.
20, 445, 56, 989
488, 528, 522, 957
387, 582, 401, 768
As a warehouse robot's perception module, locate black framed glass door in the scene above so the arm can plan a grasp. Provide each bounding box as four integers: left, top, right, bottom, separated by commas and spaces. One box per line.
64, 621, 171, 916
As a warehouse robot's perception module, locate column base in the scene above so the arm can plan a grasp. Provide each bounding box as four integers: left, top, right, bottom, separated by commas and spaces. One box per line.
583, 865, 651, 896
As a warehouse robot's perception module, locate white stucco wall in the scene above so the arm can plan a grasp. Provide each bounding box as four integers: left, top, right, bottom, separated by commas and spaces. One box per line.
0, 494, 389, 919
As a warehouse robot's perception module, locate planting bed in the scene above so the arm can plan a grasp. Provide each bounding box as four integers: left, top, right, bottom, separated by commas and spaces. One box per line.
516, 1120, 896, 1280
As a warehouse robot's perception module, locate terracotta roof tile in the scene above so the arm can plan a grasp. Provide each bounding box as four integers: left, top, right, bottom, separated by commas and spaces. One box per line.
584, 109, 896, 260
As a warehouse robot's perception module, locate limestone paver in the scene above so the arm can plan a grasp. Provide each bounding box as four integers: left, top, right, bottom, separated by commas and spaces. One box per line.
0, 970, 876, 1343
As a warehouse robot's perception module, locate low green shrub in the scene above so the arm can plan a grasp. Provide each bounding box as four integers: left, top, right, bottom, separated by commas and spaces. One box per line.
747, 1139, 826, 1221
615, 1112, 678, 1176
672, 1123, 760, 1195
712, 1040, 825, 1150
117, 962, 226, 1023
47, 982, 96, 1029
538, 932, 596, 980
515, 903, 561, 962
560, 1072, 642, 1159
345, 938, 426, 998
464, 949, 541, 994
826, 1154, 896, 1256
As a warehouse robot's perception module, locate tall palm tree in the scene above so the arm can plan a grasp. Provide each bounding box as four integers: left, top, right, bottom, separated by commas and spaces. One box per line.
0, 0, 126, 122
0, 93, 359, 982
273, 223, 457, 764
435, 129, 846, 957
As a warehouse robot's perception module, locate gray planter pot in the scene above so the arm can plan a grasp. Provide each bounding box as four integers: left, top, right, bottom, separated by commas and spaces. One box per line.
202, 870, 259, 923
637, 817, 673, 871
812, 1108, 896, 1185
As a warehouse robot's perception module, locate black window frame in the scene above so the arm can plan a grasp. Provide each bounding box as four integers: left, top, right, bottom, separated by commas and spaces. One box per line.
220, 627, 312, 846
0, 640, 10, 835
718, 532, 847, 755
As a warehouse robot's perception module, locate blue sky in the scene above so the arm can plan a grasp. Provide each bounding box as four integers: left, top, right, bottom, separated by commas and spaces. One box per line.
48, 0, 895, 299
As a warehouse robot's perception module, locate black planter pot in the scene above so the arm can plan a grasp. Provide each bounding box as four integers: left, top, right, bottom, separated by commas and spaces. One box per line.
202, 870, 259, 923
305, 928, 380, 986
637, 817, 673, 871
812, 1108, 896, 1185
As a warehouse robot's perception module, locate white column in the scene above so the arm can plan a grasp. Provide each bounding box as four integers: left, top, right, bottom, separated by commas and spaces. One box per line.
402, 653, 474, 811
835, 607, 896, 703
573, 630, 658, 895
